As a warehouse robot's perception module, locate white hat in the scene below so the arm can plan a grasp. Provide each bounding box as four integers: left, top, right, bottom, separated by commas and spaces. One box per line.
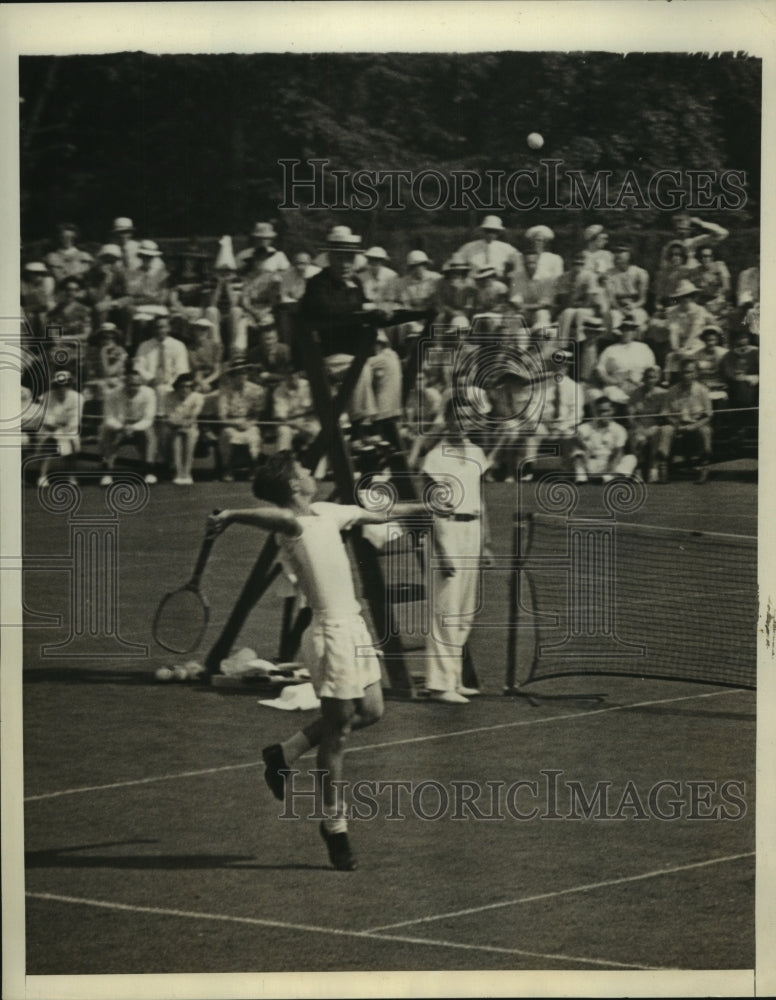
252, 222, 277, 239
259, 681, 321, 711
406, 249, 431, 267
24, 261, 48, 273
526, 225, 555, 242
323, 225, 362, 252
191, 317, 215, 329
480, 215, 505, 231
112, 217, 134, 232
137, 239, 162, 257
98, 243, 122, 260
365, 246, 390, 260
584, 224, 605, 241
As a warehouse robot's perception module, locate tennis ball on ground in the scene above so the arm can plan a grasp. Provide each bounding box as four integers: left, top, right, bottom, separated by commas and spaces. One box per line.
172, 665, 189, 681
527, 132, 544, 150
155, 666, 174, 682
184, 660, 205, 680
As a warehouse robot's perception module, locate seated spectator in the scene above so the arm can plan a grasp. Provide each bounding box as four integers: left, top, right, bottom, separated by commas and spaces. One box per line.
31, 370, 84, 488
524, 225, 564, 281
359, 247, 398, 307
656, 357, 712, 484
369, 330, 404, 441
99, 367, 158, 485
21, 262, 55, 338
395, 250, 442, 311
691, 325, 729, 405
665, 280, 715, 355
246, 322, 292, 377
160, 373, 205, 485
168, 242, 211, 339
736, 256, 759, 342
48, 276, 92, 340
87, 322, 128, 400
111, 217, 141, 270
578, 314, 610, 383
216, 361, 266, 480
455, 215, 522, 280
509, 250, 557, 334
581, 225, 613, 279
86, 244, 132, 337
133, 313, 191, 416
653, 240, 693, 308
554, 252, 605, 345
277, 250, 321, 346
689, 244, 731, 326
627, 366, 666, 483
241, 258, 282, 354
44, 223, 84, 282
719, 328, 759, 414
659, 212, 729, 269
481, 367, 536, 482
204, 236, 246, 358
643, 304, 672, 370
513, 350, 583, 482
603, 240, 649, 329
595, 313, 656, 402
403, 368, 443, 444
435, 255, 477, 324
46, 276, 93, 379
187, 317, 223, 394
126, 239, 170, 313
471, 266, 509, 313
235, 221, 290, 275
572, 395, 637, 483
271, 370, 320, 454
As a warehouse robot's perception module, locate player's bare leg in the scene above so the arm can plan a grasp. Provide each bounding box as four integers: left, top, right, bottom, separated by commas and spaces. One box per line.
316, 695, 357, 869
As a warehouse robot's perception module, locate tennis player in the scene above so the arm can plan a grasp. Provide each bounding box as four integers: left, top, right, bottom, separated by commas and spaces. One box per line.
208, 452, 440, 870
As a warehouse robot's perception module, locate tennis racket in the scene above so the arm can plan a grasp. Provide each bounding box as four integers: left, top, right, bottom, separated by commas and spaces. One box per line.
152, 509, 221, 654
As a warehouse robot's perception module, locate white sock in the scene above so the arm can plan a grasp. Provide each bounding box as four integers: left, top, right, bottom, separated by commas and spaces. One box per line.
323, 813, 348, 835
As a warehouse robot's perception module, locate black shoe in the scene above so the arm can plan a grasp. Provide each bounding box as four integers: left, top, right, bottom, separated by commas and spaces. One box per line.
261, 744, 289, 801
319, 822, 357, 871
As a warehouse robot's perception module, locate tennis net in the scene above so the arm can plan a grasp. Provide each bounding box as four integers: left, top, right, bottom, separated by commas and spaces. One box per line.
509, 513, 757, 690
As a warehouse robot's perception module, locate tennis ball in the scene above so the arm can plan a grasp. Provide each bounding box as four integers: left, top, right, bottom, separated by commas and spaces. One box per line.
155, 666, 174, 682
184, 660, 205, 680
527, 132, 544, 150
172, 665, 189, 681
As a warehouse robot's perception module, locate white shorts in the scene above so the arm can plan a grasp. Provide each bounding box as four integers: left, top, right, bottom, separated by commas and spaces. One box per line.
301, 612, 382, 701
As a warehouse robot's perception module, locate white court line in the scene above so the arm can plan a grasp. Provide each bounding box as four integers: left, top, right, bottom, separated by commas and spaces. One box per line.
24, 687, 749, 803
366, 851, 755, 932
25, 891, 666, 971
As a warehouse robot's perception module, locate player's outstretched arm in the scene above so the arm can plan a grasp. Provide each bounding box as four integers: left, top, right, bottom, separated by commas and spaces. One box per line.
208, 508, 301, 536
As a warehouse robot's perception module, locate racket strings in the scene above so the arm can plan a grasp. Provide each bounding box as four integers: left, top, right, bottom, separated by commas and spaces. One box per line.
153, 588, 208, 654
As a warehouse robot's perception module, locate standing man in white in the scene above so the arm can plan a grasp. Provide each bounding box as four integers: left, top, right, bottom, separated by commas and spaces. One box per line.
422, 399, 491, 704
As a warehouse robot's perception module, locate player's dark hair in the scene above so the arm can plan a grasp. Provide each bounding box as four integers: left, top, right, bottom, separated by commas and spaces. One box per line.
252, 451, 298, 507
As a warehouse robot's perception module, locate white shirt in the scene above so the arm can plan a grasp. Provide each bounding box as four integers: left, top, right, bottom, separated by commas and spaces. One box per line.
277, 502, 362, 617
576, 420, 627, 475
597, 341, 656, 393
538, 375, 583, 435
134, 336, 191, 388
423, 440, 487, 517
455, 238, 522, 279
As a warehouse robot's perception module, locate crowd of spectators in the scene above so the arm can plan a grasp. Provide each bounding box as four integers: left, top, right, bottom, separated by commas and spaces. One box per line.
20, 212, 759, 488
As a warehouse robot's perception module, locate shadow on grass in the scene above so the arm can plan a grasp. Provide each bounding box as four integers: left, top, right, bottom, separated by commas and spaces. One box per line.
22, 667, 159, 685
26, 843, 329, 872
